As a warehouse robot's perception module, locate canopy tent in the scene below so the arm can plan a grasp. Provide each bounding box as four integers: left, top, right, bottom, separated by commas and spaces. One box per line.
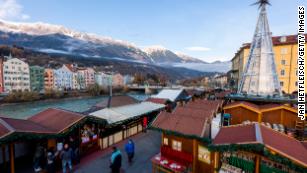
90, 102, 165, 124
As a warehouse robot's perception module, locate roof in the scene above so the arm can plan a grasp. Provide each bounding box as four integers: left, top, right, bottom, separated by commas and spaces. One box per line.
152, 100, 221, 137
146, 98, 169, 104
28, 108, 85, 133
223, 101, 297, 113
90, 102, 165, 124
213, 123, 307, 167
151, 89, 185, 102
95, 95, 139, 108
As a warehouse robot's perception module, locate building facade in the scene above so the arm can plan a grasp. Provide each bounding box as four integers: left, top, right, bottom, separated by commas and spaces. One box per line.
3, 57, 30, 92
231, 34, 307, 94
44, 68, 55, 90
112, 73, 124, 87
54, 65, 73, 90
30, 66, 45, 92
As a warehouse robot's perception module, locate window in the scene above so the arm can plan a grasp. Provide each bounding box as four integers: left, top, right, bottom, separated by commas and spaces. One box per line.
198, 145, 211, 164
281, 60, 286, 65
163, 138, 168, 145
280, 36, 287, 43
280, 81, 284, 86
281, 48, 288, 54
172, 140, 182, 151
280, 69, 285, 76
296, 70, 298, 76
296, 81, 298, 86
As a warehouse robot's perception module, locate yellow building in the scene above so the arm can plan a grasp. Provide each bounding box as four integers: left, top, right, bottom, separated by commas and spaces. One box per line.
231, 34, 307, 94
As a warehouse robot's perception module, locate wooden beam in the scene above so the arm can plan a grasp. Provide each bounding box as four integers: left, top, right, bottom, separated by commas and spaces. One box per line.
192, 139, 197, 173
214, 152, 220, 173
255, 155, 260, 173
258, 112, 262, 123
9, 143, 14, 173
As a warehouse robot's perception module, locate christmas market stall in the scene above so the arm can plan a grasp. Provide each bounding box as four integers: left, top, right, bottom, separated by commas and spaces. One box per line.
90, 101, 165, 150
150, 99, 222, 173
222, 101, 306, 139
211, 123, 307, 173
0, 108, 87, 173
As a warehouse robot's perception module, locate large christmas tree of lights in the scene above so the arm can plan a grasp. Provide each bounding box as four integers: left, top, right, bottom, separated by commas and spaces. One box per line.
238, 0, 282, 96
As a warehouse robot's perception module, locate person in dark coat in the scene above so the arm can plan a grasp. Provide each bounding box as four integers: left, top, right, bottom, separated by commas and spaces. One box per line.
124, 139, 135, 164
60, 143, 73, 173
110, 147, 122, 173
46, 148, 56, 173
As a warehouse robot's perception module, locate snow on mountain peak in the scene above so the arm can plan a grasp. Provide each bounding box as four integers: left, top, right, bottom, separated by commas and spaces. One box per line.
0, 19, 137, 48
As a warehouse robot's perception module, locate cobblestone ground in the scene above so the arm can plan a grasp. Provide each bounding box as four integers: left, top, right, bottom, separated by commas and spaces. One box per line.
75, 130, 161, 173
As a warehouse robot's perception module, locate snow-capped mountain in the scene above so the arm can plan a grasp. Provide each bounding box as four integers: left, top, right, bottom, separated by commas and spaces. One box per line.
0, 20, 231, 73
0, 20, 151, 63
143, 45, 203, 64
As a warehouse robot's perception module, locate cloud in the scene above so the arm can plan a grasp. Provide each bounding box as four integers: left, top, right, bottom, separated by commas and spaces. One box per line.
185, 46, 211, 52
0, 0, 30, 20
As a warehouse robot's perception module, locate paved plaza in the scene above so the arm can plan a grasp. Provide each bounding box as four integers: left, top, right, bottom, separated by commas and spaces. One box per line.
75, 130, 161, 173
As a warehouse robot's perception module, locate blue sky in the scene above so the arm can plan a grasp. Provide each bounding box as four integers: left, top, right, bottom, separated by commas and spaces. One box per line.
0, 0, 304, 62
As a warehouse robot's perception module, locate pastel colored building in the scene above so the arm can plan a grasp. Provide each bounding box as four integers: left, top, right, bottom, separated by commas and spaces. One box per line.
54, 65, 73, 90
30, 66, 45, 92
112, 73, 124, 87
44, 68, 55, 90
3, 56, 30, 92
78, 67, 95, 88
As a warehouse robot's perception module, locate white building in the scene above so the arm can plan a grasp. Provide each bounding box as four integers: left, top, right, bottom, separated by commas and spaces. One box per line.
3, 56, 30, 92
95, 72, 112, 87
54, 65, 73, 90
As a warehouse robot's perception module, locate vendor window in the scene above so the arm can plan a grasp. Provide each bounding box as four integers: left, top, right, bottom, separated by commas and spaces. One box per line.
172, 140, 182, 151
163, 138, 168, 145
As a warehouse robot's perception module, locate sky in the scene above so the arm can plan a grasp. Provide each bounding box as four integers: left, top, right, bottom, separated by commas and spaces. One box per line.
0, 0, 304, 62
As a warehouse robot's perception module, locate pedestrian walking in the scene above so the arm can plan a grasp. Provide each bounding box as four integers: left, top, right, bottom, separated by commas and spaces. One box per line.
110, 147, 122, 173
124, 139, 135, 164
60, 143, 73, 173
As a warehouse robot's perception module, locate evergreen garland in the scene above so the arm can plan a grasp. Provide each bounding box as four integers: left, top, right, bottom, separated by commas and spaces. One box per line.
208, 143, 307, 173
149, 126, 211, 144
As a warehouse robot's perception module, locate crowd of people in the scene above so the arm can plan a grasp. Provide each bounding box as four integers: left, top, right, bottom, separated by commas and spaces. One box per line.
32, 136, 79, 173
32, 137, 135, 173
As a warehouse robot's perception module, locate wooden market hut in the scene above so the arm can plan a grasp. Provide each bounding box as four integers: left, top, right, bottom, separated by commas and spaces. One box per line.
0, 108, 88, 173
89, 101, 165, 150
212, 123, 307, 173
222, 101, 306, 139
150, 100, 222, 173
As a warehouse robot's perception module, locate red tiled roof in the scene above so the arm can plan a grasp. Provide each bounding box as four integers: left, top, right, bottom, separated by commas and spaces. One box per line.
95, 95, 139, 108
28, 108, 85, 133
0, 121, 11, 138
213, 124, 257, 145
152, 100, 220, 137
146, 98, 169, 104
261, 126, 307, 166
213, 123, 307, 167
0, 117, 54, 134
